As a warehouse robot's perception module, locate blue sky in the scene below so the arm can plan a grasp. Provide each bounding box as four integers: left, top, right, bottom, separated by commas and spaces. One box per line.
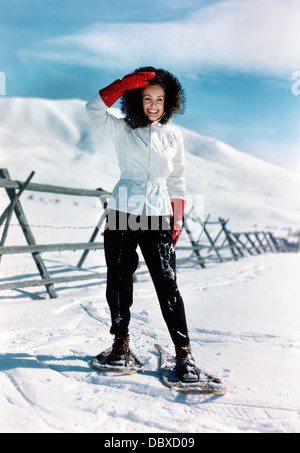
0, 0, 299, 173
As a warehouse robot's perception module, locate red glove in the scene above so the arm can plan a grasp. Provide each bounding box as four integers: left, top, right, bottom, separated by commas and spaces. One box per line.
99, 72, 156, 108
170, 199, 186, 246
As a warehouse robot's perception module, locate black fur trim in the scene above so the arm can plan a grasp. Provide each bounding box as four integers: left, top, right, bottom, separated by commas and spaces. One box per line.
121, 66, 186, 129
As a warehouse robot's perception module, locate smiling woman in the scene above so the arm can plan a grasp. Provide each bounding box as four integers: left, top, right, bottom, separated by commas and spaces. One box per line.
121, 67, 185, 129
142, 85, 165, 122
85, 67, 200, 383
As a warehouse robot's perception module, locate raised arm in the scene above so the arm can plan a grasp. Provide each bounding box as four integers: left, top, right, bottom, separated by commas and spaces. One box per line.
99, 72, 155, 107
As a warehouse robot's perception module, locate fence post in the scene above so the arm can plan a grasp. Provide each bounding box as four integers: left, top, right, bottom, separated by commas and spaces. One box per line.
231, 233, 247, 257
254, 232, 267, 253
182, 214, 206, 268
0, 172, 35, 257
244, 233, 261, 254
219, 218, 239, 261
268, 232, 281, 252
77, 196, 108, 268
0, 168, 58, 299
203, 220, 224, 262
261, 232, 273, 252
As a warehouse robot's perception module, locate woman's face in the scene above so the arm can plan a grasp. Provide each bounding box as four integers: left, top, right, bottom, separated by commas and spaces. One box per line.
142, 84, 165, 122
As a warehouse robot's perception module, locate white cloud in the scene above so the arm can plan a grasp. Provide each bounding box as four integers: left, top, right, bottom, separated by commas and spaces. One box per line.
24, 0, 300, 78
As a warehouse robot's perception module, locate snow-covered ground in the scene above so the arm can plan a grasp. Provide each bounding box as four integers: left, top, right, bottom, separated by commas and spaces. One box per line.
0, 252, 300, 433
0, 97, 300, 433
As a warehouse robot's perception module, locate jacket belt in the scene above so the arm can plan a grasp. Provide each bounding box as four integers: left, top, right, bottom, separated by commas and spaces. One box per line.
120, 172, 167, 185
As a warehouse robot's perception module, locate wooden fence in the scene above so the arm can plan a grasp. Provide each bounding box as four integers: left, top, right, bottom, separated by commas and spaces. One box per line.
1, 169, 299, 299
0, 169, 110, 298
178, 210, 300, 268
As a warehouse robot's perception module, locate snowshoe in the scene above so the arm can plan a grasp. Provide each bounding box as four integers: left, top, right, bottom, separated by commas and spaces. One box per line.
92, 335, 145, 375
155, 344, 228, 395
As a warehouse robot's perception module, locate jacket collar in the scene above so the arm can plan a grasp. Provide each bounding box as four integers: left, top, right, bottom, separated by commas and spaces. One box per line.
150, 112, 166, 127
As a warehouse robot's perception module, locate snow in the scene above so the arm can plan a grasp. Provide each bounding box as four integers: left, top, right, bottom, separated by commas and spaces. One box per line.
0, 97, 300, 433
1, 253, 300, 433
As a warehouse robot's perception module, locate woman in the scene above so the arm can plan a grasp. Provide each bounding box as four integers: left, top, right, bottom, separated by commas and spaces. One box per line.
86, 67, 199, 382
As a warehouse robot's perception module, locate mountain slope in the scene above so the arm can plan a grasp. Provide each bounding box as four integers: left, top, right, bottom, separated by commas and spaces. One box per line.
0, 96, 299, 230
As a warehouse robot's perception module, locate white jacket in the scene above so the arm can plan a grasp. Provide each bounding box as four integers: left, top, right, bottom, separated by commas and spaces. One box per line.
86, 94, 186, 216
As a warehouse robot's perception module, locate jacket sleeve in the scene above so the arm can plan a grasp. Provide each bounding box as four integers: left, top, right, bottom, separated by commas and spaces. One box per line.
85, 93, 124, 140
167, 129, 186, 201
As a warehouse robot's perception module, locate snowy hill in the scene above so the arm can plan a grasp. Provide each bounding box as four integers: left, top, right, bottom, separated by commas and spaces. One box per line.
1, 96, 300, 230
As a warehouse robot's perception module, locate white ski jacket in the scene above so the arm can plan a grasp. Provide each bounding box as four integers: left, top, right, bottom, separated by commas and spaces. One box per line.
86, 94, 186, 216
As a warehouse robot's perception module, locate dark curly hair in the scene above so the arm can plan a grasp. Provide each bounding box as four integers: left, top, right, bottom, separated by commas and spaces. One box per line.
121, 66, 186, 129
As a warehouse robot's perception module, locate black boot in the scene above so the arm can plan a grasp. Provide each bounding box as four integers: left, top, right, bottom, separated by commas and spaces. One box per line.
175, 345, 200, 382
106, 334, 130, 366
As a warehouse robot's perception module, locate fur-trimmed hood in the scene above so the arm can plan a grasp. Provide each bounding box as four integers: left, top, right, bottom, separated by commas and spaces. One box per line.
121, 66, 185, 129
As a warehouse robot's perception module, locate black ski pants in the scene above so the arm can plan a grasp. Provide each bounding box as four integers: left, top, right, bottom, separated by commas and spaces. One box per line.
104, 210, 190, 347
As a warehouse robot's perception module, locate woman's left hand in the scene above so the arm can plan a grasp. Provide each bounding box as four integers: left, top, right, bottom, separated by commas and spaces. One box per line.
170, 199, 186, 246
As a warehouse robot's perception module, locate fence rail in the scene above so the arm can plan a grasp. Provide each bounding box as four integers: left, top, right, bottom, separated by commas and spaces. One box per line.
0, 178, 109, 198
1, 168, 299, 299
0, 242, 104, 256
